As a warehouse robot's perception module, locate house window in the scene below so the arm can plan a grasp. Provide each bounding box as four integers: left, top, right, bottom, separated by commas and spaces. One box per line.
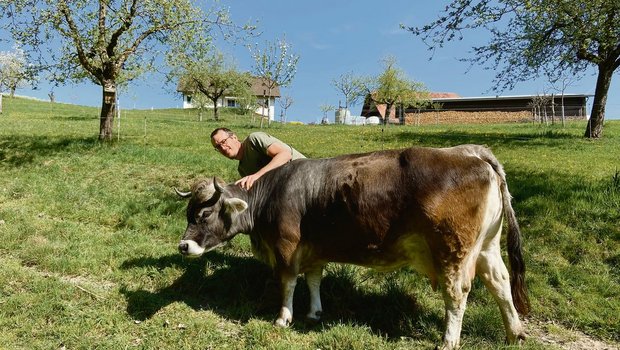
186, 95, 192, 103
227, 99, 239, 107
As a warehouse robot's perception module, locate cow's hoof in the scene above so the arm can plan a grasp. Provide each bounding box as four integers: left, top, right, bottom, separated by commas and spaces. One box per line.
274, 318, 291, 328
306, 311, 322, 323
435, 341, 459, 350
506, 332, 527, 345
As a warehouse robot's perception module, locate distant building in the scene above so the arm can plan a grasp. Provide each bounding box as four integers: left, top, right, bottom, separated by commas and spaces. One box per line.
361, 93, 592, 125
177, 77, 280, 120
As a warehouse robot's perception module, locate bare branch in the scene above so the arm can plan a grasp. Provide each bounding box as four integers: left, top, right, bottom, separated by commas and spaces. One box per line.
57, 0, 97, 76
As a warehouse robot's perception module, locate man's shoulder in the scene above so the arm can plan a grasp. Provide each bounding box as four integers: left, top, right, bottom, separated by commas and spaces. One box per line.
247, 131, 272, 140
246, 132, 278, 146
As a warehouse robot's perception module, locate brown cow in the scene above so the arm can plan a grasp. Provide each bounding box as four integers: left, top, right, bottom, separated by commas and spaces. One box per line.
176, 144, 529, 349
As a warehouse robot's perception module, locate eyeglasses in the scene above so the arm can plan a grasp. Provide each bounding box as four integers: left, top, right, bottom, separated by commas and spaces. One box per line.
213, 134, 232, 150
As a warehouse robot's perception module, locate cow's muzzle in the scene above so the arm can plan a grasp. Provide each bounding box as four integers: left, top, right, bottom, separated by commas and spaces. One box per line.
178, 240, 205, 256
178, 241, 189, 254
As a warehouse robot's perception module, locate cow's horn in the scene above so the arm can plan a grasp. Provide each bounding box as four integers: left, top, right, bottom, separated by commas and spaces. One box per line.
174, 187, 192, 198
213, 177, 225, 193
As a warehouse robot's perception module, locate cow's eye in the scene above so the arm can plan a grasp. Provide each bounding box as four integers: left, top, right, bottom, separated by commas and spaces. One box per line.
196, 208, 213, 221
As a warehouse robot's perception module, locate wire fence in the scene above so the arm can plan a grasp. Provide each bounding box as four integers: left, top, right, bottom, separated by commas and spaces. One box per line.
107, 106, 595, 148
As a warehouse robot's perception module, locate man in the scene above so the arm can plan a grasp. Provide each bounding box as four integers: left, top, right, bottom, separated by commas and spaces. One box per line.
210, 127, 306, 190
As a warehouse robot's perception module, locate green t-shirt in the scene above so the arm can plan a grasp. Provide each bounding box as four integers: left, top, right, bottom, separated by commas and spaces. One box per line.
237, 132, 306, 177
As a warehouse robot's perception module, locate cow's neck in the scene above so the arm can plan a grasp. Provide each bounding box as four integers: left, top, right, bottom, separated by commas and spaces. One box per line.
226, 184, 256, 235
242, 181, 274, 233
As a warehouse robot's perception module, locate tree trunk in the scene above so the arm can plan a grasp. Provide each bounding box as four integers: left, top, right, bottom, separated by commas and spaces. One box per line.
584, 64, 613, 139
213, 101, 219, 121
561, 94, 565, 127
206, 96, 220, 121
99, 82, 117, 141
384, 103, 393, 125
551, 94, 555, 124
267, 87, 272, 127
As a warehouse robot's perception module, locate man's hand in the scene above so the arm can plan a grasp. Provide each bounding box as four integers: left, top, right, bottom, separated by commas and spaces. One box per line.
235, 142, 293, 190
235, 174, 260, 190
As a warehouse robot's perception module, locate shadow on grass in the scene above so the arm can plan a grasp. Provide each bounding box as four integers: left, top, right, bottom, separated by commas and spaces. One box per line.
120, 251, 443, 340
49, 115, 98, 121
0, 134, 97, 168
120, 251, 273, 322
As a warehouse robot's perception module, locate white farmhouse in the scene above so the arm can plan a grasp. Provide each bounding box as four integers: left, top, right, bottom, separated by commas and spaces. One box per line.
177, 77, 280, 121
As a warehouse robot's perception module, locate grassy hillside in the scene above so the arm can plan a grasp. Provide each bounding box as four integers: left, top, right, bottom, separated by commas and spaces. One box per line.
0, 96, 618, 349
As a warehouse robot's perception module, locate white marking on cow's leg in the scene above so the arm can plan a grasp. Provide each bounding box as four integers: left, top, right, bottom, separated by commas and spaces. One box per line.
305, 268, 323, 321
477, 242, 525, 344
439, 277, 471, 350
275, 275, 297, 327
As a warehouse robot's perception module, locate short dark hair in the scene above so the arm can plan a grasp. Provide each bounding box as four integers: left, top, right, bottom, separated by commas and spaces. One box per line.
210, 127, 234, 139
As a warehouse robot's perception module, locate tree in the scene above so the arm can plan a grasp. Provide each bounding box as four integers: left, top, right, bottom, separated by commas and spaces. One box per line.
235, 85, 259, 117
250, 37, 299, 126
278, 94, 294, 123
191, 92, 211, 122
1, 0, 253, 140
180, 52, 252, 121
548, 74, 580, 127
403, 0, 620, 139
319, 104, 335, 124
331, 71, 365, 111
529, 93, 553, 124
362, 57, 430, 125
0, 45, 33, 98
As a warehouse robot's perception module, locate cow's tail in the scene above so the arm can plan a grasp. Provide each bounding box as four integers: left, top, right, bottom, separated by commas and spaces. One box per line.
478, 146, 530, 316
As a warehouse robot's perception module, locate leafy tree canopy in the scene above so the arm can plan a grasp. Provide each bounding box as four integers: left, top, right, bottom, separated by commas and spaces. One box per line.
0, 0, 255, 139
403, 0, 620, 138
179, 52, 252, 121
363, 57, 430, 125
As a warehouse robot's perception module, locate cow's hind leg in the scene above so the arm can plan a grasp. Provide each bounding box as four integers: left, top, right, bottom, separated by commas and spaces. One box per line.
439, 271, 472, 350
275, 272, 297, 327
477, 242, 526, 344
305, 266, 323, 321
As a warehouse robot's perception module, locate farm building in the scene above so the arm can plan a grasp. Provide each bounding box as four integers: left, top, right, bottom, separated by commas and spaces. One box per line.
177, 77, 280, 120
360, 93, 592, 125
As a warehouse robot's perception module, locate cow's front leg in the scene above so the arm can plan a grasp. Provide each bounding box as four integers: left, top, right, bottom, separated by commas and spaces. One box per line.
274, 273, 297, 327
305, 267, 323, 321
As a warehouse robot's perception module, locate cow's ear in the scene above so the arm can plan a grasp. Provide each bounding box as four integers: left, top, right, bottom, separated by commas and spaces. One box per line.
223, 198, 248, 214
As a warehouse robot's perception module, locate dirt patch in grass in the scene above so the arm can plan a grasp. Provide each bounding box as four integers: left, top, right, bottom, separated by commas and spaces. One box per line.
526, 319, 619, 350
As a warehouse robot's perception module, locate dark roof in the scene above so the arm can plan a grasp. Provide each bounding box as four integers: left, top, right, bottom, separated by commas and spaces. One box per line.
361, 93, 593, 118
429, 93, 592, 103
177, 76, 280, 98
249, 77, 280, 97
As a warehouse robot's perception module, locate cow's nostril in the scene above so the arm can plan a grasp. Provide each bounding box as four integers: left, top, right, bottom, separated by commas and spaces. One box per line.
178, 242, 189, 253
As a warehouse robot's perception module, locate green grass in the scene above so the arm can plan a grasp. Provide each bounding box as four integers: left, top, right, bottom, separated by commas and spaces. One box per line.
0, 95, 618, 349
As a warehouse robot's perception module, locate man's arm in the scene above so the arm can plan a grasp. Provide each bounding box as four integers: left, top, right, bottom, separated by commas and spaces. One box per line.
235, 142, 292, 190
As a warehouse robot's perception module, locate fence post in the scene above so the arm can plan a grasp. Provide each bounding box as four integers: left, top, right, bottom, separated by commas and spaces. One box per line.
116, 97, 121, 141
143, 113, 147, 162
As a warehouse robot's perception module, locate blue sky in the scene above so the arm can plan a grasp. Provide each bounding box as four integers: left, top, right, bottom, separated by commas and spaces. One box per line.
6, 0, 619, 123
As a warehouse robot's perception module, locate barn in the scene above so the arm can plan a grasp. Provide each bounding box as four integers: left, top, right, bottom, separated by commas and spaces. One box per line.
360, 93, 592, 125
